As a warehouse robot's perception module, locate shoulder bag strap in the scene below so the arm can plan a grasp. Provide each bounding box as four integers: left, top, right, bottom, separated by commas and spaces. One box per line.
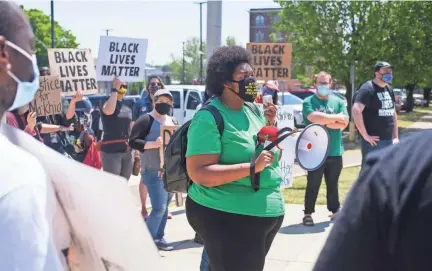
200, 104, 224, 136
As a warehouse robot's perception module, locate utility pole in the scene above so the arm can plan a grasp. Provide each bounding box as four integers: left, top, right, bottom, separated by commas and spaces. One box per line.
196, 2, 206, 85
104, 29, 113, 36
50, 0, 55, 48
182, 42, 186, 84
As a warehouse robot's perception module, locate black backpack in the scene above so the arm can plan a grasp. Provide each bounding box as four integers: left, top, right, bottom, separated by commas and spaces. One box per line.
162, 101, 261, 193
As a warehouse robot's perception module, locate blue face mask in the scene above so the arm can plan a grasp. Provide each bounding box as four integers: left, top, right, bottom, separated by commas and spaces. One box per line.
381, 73, 393, 83
317, 85, 330, 97
262, 88, 275, 97
6, 40, 40, 111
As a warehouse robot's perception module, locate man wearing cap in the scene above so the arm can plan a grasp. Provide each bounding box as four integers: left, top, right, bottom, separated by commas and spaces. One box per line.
352, 62, 398, 164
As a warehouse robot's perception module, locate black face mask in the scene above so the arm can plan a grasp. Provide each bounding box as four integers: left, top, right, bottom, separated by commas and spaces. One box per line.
155, 103, 172, 115
229, 76, 258, 102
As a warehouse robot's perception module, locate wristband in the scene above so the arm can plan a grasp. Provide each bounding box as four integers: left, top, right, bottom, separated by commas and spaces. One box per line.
59, 125, 65, 131
111, 88, 118, 93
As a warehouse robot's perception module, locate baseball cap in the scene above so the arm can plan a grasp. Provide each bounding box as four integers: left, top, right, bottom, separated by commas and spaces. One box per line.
154, 89, 173, 100
263, 80, 279, 91
374, 61, 392, 72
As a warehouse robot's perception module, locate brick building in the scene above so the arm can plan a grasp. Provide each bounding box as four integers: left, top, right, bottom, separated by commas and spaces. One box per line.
249, 8, 284, 43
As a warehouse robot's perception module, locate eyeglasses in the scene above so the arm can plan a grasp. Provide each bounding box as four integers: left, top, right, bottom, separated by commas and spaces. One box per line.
317, 82, 329, 85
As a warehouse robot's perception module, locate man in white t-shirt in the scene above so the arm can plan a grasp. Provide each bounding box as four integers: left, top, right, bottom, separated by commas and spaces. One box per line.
0, 2, 67, 270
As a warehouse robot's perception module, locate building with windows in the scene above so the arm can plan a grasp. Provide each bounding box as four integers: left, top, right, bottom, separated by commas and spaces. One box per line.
249, 8, 285, 43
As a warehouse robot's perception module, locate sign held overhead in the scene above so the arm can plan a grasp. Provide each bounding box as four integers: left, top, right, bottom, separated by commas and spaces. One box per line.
48, 49, 98, 96
246, 43, 292, 81
96, 36, 148, 82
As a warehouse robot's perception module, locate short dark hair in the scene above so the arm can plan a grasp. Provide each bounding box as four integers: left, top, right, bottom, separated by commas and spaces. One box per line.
0, 2, 19, 43
205, 46, 253, 97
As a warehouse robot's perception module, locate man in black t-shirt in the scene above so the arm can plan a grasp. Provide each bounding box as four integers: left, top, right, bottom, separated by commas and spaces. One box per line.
352, 62, 399, 163
313, 131, 432, 271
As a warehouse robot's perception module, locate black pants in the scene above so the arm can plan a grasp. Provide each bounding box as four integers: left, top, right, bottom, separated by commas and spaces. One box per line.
186, 197, 284, 271
304, 156, 342, 214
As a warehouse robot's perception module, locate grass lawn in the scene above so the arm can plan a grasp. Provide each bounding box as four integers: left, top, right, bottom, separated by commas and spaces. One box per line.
282, 166, 361, 205
397, 107, 432, 129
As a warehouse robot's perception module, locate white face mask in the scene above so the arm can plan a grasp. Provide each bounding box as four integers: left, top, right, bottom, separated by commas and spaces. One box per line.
5, 40, 40, 111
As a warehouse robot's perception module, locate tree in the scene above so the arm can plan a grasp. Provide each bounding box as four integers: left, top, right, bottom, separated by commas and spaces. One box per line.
22, 6, 79, 68
225, 36, 239, 47
167, 37, 206, 84
275, 1, 395, 115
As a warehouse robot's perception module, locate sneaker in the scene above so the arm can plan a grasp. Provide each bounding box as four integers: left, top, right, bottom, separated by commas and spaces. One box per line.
194, 233, 204, 245
303, 215, 314, 226
155, 238, 174, 251
330, 212, 337, 221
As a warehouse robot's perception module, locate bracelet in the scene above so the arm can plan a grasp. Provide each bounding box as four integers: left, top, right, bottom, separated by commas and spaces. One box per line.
111, 88, 118, 93
59, 125, 65, 131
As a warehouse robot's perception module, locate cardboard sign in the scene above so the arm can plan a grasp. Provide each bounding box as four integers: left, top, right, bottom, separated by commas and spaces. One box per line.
0, 124, 164, 271
29, 75, 62, 117
246, 43, 292, 81
96, 36, 148, 82
159, 125, 180, 169
257, 104, 296, 188
48, 48, 98, 96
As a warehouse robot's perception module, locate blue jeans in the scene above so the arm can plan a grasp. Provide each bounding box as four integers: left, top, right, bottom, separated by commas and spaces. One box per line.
143, 169, 173, 240
360, 137, 393, 165
200, 249, 209, 271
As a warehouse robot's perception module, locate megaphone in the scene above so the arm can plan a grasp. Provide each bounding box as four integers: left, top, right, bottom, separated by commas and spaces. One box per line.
294, 124, 330, 171
251, 124, 330, 191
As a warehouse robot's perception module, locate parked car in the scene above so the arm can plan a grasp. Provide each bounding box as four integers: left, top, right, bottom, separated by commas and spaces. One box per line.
413, 88, 426, 106
63, 96, 92, 120
393, 89, 404, 112
278, 92, 304, 128
87, 94, 108, 109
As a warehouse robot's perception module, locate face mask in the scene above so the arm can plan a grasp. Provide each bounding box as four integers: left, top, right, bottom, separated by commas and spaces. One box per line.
5, 40, 40, 111
155, 102, 172, 115
149, 83, 161, 95
262, 88, 275, 97
381, 73, 393, 83
229, 76, 258, 103
317, 85, 330, 97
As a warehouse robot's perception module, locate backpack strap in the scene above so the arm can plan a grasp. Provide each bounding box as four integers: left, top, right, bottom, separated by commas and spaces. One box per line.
199, 104, 224, 136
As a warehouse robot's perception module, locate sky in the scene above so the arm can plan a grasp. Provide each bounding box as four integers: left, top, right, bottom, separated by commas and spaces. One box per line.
15, 0, 281, 65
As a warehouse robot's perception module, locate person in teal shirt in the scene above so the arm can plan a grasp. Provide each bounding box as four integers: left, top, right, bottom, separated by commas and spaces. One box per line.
302, 71, 349, 227
185, 46, 284, 271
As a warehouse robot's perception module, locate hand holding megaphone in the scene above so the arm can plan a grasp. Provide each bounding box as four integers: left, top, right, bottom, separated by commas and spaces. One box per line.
255, 151, 275, 173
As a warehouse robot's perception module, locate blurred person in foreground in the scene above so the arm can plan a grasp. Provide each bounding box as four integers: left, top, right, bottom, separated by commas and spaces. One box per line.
313, 130, 432, 271
185, 46, 282, 271
0, 2, 68, 269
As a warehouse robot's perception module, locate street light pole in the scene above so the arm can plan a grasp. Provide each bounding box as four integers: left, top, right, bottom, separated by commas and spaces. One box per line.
50, 0, 55, 48
104, 29, 113, 36
182, 42, 186, 84
195, 2, 207, 85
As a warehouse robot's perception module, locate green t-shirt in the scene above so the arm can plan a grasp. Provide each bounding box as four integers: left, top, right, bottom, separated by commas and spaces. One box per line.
186, 98, 285, 217
302, 94, 348, 157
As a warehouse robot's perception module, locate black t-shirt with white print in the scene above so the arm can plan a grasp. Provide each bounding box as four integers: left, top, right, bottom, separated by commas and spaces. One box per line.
354, 80, 395, 140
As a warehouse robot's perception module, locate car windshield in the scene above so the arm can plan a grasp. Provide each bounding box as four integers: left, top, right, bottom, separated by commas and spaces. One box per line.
280, 94, 303, 105
393, 90, 402, 96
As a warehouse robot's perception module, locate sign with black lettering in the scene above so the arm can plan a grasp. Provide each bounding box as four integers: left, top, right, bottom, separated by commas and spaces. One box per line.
96, 36, 148, 82
246, 43, 292, 81
29, 75, 62, 117
48, 49, 98, 96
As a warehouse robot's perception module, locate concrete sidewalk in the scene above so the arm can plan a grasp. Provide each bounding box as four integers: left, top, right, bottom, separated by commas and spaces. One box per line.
159, 204, 332, 271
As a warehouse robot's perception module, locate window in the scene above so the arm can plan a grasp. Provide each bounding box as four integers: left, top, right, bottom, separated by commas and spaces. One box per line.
170, 91, 181, 109
255, 15, 264, 26
280, 94, 303, 105
187, 91, 201, 110
255, 31, 264, 42
273, 14, 280, 23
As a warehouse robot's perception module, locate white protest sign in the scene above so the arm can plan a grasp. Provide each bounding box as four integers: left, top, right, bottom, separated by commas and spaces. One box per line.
48, 48, 98, 96
0, 125, 164, 271
258, 104, 296, 188
96, 36, 148, 82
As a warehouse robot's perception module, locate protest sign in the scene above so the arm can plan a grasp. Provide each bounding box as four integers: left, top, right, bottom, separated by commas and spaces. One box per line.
48, 48, 98, 96
96, 36, 148, 82
258, 104, 296, 188
160, 125, 182, 206
29, 75, 62, 117
0, 125, 164, 271
246, 43, 292, 81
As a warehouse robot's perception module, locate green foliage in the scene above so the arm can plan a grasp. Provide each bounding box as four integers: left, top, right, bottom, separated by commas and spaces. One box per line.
274, 1, 432, 112
21, 6, 79, 68
225, 36, 239, 47
168, 37, 206, 84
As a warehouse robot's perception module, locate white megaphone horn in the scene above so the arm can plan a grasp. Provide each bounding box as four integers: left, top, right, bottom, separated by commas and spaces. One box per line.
294, 123, 330, 171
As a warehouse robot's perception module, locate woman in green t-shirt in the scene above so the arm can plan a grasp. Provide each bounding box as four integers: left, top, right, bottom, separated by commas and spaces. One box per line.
185, 46, 285, 271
